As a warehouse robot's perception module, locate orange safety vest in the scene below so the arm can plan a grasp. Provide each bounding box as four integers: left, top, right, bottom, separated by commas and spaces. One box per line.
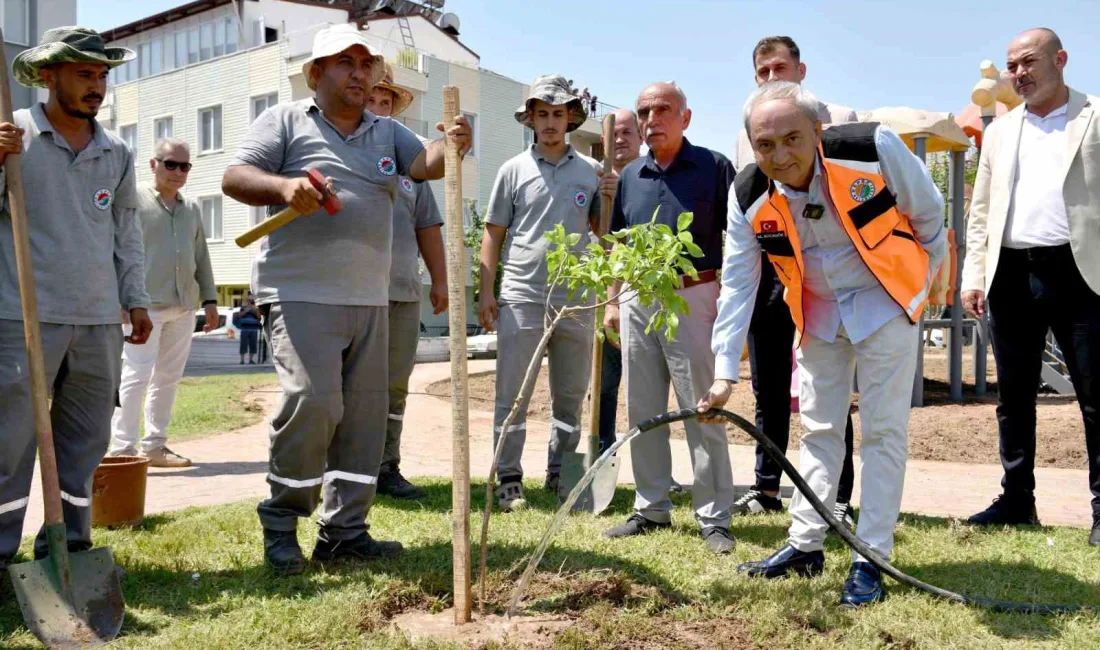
734, 123, 930, 344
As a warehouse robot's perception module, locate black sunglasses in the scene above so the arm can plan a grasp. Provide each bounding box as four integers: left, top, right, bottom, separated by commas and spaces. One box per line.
156, 159, 193, 172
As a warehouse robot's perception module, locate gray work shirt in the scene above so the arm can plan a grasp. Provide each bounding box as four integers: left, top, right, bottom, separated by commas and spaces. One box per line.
485, 145, 600, 305
138, 184, 217, 310
230, 98, 426, 307
0, 103, 147, 325
389, 176, 442, 303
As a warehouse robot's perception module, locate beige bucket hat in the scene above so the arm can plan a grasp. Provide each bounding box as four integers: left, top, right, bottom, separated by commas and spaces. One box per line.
12, 26, 134, 88
373, 62, 414, 117
301, 23, 385, 91
514, 74, 588, 132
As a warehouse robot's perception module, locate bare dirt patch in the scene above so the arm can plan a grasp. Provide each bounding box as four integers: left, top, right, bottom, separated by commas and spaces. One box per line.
427, 347, 1087, 470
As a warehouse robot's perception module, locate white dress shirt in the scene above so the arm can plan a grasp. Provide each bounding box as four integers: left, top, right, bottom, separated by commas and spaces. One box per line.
1004, 102, 1071, 248
712, 126, 946, 382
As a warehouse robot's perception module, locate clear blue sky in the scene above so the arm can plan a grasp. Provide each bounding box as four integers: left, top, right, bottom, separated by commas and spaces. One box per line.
81, 0, 1100, 158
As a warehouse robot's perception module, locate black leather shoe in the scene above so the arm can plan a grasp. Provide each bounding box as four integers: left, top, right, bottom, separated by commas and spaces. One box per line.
544, 472, 560, 495
737, 543, 824, 579
602, 513, 671, 538
841, 561, 885, 607
264, 528, 306, 575
967, 494, 1040, 526
312, 531, 404, 563
1090, 516, 1100, 547
377, 466, 426, 500
702, 526, 735, 554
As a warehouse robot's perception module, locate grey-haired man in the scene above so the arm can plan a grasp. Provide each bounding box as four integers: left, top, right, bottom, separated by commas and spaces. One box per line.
0, 27, 151, 574
479, 74, 600, 512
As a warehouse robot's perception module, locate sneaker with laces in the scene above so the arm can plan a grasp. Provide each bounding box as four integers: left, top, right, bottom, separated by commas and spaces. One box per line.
832, 500, 856, 532
733, 489, 784, 516
496, 481, 527, 512
144, 447, 192, 468
602, 513, 671, 538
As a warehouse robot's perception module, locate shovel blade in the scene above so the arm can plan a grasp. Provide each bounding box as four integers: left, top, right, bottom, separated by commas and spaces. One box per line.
8, 547, 124, 649
559, 451, 620, 515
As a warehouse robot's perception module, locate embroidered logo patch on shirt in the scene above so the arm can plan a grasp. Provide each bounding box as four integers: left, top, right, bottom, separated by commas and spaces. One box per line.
760, 220, 778, 232
400, 177, 414, 193
574, 190, 589, 208
92, 188, 113, 211
378, 156, 397, 176
849, 178, 876, 203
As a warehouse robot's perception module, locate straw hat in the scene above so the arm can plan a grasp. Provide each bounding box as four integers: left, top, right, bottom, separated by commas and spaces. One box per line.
301, 24, 385, 91
373, 62, 414, 117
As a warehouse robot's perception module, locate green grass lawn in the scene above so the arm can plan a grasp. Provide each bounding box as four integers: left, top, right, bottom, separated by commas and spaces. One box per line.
3, 482, 1100, 649
144, 372, 277, 443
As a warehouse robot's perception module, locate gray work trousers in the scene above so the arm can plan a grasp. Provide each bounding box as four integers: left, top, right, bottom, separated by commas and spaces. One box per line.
381, 300, 420, 472
623, 281, 734, 530
258, 302, 389, 542
0, 319, 122, 560
493, 301, 593, 483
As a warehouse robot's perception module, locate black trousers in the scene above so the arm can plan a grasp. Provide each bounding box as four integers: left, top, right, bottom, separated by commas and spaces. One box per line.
598, 338, 621, 454
749, 260, 856, 501
988, 245, 1100, 514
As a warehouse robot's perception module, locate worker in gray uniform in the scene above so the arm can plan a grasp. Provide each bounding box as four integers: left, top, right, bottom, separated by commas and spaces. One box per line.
365, 64, 449, 500
479, 74, 601, 512
0, 27, 152, 574
222, 24, 470, 574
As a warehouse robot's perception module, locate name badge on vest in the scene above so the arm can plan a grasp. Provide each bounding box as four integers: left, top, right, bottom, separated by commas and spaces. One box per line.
802, 204, 824, 220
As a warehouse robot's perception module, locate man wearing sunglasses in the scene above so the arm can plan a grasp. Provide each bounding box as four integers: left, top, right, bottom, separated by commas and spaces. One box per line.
109, 138, 217, 468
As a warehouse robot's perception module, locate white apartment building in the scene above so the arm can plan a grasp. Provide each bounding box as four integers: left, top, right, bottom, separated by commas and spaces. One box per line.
102, 0, 608, 331
3, 0, 78, 110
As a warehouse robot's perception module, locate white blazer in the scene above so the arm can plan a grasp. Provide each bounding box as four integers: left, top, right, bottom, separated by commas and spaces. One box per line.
963, 88, 1100, 296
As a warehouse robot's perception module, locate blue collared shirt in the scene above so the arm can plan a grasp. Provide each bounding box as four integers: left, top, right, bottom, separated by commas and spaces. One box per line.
610, 137, 735, 272
712, 125, 946, 382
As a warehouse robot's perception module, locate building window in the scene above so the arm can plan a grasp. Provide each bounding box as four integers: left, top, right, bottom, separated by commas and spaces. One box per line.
138, 42, 150, 78
250, 92, 278, 122
200, 196, 223, 241
200, 23, 213, 61
120, 124, 137, 154
154, 116, 173, 141
188, 27, 200, 64
150, 38, 163, 76
0, 0, 29, 46
163, 34, 176, 71
250, 206, 266, 227
462, 199, 478, 231
462, 111, 478, 158
198, 106, 222, 153
213, 20, 226, 57
522, 127, 533, 151
226, 17, 239, 54
176, 31, 187, 68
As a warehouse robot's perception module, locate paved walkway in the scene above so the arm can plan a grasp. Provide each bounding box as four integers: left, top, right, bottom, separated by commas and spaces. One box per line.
21, 361, 1094, 537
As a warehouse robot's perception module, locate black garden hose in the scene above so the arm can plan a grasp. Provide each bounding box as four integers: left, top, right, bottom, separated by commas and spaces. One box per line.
507, 407, 1100, 617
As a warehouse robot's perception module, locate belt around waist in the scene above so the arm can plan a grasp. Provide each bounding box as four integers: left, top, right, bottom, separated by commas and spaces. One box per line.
1000, 244, 1072, 263
680, 268, 718, 289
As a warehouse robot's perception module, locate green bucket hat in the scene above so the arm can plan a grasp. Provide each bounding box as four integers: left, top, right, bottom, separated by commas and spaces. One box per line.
515, 74, 588, 132
12, 26, 135, 89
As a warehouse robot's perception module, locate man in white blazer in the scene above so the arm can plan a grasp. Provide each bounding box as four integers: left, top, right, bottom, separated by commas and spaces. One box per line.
961, 28, 1100, 545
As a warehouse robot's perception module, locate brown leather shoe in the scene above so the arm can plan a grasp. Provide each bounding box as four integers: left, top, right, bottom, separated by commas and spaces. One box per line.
144, 447, 192, 468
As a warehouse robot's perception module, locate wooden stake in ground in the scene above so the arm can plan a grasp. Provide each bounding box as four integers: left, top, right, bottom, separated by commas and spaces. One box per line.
442, 86, 472, 625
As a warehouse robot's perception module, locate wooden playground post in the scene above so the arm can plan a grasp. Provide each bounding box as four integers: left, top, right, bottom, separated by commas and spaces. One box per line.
442, 86, 471, 625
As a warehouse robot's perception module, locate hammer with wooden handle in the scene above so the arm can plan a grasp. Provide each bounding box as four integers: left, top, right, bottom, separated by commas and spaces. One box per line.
235, 168, 341, 248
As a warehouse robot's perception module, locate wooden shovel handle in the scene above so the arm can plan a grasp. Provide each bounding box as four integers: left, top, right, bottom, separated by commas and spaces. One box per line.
235, 205, 299, 248
0, 33, 64, 527
586, 113, 616, 450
